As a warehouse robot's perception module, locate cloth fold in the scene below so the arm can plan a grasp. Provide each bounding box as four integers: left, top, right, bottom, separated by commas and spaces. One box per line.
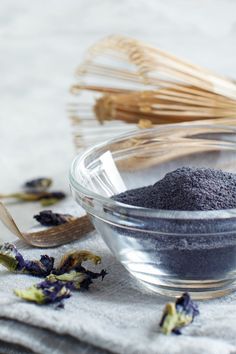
0, 318, 110, 354
0, 229, 236, 354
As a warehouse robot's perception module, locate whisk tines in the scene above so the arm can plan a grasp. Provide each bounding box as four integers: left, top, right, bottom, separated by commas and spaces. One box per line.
69, 35, 236, 150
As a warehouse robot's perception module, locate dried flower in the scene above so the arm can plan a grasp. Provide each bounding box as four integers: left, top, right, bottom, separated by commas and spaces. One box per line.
24, 178, 52, 191
48, 268, 107, 290
175, 292, 199, 318
0, 243, 25, 272
159, 293, 199, 335
47, 271, 87, 290
0, 191, 66, 206
0, 243, 54, 277
14, 279, 71, 305
55, 250, 101, 274
0, 243, 107, 306
0, 176, 65, 206
34, 210, 76, 227
23, 255, 55, 277
53, 250, 107, 290
39, 192, 66, 206
78, 268, 108, 290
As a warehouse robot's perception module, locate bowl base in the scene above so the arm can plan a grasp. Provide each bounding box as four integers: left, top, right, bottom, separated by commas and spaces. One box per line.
136, 276, 236, 300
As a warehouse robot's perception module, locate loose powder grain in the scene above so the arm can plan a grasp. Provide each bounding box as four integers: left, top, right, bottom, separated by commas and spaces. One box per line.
113, 166, 236, 211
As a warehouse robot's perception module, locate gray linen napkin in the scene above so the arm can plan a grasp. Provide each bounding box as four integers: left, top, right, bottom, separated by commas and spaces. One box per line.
0, 317, 110, 354
1, 228, 236, 354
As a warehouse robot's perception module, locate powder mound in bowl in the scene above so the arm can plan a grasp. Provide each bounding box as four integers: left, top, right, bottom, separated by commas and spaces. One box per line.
113, 167, 236, 211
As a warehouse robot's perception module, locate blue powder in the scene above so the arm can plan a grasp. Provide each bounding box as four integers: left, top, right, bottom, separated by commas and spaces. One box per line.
111, 167, 236, 281
113, 167, 236, 211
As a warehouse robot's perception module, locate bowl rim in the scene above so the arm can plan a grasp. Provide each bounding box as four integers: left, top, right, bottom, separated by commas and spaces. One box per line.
69, 124, 236, 221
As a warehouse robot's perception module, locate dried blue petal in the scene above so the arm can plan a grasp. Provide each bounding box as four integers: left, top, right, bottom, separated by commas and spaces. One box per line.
0, 243, 25, 272
175, 292, 199, 318
0, 243, 54, 277
14, 279, 71, 305
42, 192, 65, 199
24, 178, 52, 191
38, 280, 72, 303
81, 268, 108, 290
85, 268, 108, 280
34, 210, 76, 227
24, 255, 54, 277
160, 293, 199, 335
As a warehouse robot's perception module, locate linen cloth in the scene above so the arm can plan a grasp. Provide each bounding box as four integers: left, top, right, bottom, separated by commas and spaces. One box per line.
1, 205, 236, 354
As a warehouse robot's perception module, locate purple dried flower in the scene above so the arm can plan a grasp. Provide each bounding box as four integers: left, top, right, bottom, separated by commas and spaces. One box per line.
14, 279, 72, 305
48, 268, 107, 291
55, 250, 101, 275
24, 255, 54, 277
38, 280, 72, 303
79, 268, 108, 290
0, 243, 54, 277
175, 292, 199, 318
49, 250, 107, 291
34, 210, 76, 227
47, 271, 87, 290
41, 192, 66, 200
53, 250, 107, 291
24, 178, 52, 191
1, 243, 107, 307
40, 192, 66, 206
160, 293, 199, 335
0, 243, 25, 272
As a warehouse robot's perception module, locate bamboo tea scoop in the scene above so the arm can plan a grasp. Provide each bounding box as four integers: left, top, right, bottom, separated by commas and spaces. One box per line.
0, 202, 94, 248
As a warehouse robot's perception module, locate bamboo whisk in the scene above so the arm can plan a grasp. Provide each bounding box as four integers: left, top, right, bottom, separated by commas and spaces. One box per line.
69, 35, 236, 149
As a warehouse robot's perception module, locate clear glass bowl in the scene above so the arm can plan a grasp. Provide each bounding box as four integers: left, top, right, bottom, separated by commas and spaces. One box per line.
70, 124, 236, 299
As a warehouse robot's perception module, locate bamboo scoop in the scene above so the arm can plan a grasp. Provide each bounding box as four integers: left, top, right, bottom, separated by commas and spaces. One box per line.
0, 202, 94, 248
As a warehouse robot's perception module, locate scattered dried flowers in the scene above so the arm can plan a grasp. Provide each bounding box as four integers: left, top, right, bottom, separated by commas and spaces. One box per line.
159, 293, 199, 335
0, 178, 66, 206
0, 243, 107, 306
34, 210, 76, 227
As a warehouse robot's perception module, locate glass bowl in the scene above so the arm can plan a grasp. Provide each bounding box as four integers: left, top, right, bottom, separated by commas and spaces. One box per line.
69, 124, 236, 299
